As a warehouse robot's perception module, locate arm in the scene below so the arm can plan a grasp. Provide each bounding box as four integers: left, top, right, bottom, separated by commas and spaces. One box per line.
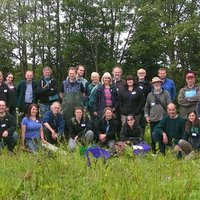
39, 127, 45, 142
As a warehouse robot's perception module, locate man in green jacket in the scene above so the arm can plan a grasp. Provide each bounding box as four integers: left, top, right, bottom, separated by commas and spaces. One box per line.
153, 103, 186, 155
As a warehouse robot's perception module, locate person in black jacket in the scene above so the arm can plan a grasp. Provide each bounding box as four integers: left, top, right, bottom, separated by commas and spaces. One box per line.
97, 107, 118, 148
120, 114, 143, 144
37, 66, 59, 118
0, 100, 18, 152
68, 107, 94, 151
118, 75, 144, 126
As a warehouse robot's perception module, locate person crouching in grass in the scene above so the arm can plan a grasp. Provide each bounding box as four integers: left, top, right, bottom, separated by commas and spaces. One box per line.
21, 103, 46, 153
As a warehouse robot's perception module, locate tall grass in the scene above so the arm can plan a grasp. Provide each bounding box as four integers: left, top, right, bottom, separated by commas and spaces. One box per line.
0, 148, 200, 200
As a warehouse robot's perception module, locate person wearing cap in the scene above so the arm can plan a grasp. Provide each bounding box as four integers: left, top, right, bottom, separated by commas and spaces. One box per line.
118, 75, 144, 126
158, 67, 176, 101
178, 71, 200, 119
144, 77, 171, 154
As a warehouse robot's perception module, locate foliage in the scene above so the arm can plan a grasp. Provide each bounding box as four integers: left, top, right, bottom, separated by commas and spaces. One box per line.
0, 148, 200, 199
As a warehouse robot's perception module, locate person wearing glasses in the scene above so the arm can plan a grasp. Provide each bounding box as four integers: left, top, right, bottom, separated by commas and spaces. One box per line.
120, 114, 143, 145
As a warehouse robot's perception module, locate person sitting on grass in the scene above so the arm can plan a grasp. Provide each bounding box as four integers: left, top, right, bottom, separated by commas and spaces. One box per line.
178, 110, 200, 159
0, 100, 18, 153
152, 103, 185, 156
21, 103, 46, 153
68, 107, 94, 151
96, 107, 118, 148
43, 102, 64, 145
120, 114, 143, 145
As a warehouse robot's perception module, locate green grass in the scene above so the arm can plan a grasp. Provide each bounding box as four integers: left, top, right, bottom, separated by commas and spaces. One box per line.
0, 147, 200, 200
1, 126, 200, 200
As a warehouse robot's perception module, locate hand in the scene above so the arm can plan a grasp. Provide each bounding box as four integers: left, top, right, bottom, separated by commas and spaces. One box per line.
51, 131, 58, 140
93, 112, 97, 116
146, 116, 150, 123
74, 136, 79, 141
2, 131, 8, 137
162, 133, 168, 144
99, 134, 106, 141
41, 139, 46, 144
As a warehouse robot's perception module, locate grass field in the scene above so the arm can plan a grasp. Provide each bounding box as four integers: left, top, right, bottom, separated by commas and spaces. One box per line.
0, 144, 200, 200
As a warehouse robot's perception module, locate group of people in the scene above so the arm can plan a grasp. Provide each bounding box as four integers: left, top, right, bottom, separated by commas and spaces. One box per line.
0, 65, 200, 158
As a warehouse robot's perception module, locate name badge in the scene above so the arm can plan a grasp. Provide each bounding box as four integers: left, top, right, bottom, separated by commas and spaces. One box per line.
81, 124, 86, 127
139, 86, 143, 90
192, 133, 197, 137
1, 124, 6, 127
4, 89, 7, 92
151, 102, 155, 106
132, 91, 136, 95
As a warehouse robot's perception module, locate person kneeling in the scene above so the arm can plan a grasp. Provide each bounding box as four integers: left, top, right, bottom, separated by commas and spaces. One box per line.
68, 107, 94, 151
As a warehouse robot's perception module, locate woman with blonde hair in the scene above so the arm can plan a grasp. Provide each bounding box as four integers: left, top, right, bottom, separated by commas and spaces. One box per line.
93, 72, 118, 120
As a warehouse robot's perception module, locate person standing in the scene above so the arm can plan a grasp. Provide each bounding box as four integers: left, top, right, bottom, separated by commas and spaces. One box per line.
158, 67, 176, 101
60, 67, 85, 138
5, 72, 17, 121
17, 70, 38, 115
37, 66, 59, 118
178, 71, 200, 119
76, 64, 88, 90
145, 77, 171, 154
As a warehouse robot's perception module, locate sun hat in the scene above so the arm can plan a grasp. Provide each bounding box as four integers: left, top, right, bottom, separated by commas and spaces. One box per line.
151, 77, 163, 84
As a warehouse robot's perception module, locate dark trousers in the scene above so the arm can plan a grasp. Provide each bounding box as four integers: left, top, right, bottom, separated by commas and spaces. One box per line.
150, 121, 160, 153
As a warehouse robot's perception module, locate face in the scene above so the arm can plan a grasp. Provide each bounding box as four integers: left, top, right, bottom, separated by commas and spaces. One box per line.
137, 70, 146, 80
6, 74, 14, 83
126, 79, 134, 86
127, 116, 135, 126
105, 109, 113, 120
167, 104, 177, 118
75, 109, 83, 118
91, 74, 99, 84
25, 71, 33, 81
77, 66, 85, 77
188, 112, 196, 123
152, 82, 162, 90
68, 69, 76, 80
0, 101, 6, 113
103, 76, 111, 84
51, 103, 61, 114
158, 70, 167, 80
30, 106, 38, 116
112, 67, 122, 80
43, 69, 51, 78
186, 76, 195, 86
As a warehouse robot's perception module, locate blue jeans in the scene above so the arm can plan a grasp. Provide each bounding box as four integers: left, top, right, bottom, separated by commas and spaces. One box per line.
39, 103, 50, 119
0, 131, 18, 152
25, 138, 41, 153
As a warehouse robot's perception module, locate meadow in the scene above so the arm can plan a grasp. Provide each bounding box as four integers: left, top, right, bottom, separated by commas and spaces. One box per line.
0, 145, 200, 200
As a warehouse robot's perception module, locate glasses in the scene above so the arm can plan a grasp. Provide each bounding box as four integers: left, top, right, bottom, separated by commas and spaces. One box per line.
127, 118, 133, 121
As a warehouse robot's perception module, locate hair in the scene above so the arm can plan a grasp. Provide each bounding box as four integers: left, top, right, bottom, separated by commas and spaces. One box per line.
185, 110, 200, 132
26, 103, 40, 119
158, 67, 167, 73
102, 107, 114, 119
43, 66, 52, 74
91, 72, 100, 79
67, 67, 77, 73
125, 75, 137, 89
184, 70, 196, 78
137, 68, 146, 74
51, 101, 61, 110
74, 106, 84, 114
112, 65, 122, 73
101, 72, 112, 84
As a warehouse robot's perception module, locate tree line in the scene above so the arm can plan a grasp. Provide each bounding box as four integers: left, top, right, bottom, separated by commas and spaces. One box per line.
0, 0, 200, 86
